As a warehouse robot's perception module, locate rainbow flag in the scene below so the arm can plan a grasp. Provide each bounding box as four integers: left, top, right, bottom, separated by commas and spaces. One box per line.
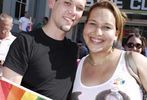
0, 77, 51, 100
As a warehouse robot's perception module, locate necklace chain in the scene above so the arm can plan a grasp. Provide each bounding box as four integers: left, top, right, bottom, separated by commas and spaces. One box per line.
87, 50, 113, 66
87, 56, 99, 66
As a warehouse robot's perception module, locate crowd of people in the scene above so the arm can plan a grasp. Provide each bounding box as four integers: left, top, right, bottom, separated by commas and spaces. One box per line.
0, 0, 147, 100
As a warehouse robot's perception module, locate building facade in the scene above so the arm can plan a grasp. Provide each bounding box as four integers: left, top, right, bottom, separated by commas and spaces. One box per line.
0, 0, 50, 34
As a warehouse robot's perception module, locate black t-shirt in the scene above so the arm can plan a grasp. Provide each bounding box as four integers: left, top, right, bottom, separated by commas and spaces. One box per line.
4, 29, 78, 100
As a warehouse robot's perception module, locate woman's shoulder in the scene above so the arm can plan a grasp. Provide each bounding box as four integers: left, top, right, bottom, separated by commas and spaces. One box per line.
126, 51, 147, 67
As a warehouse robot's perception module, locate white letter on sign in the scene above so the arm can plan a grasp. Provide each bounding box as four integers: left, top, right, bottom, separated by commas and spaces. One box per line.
130, 0, 141, 10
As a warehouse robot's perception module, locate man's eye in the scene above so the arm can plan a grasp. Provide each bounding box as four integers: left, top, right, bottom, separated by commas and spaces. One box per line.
76, 7, 84, 11
89, 22, 96, 26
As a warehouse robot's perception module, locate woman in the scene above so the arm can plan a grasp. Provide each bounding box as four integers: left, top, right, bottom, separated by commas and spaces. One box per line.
71, 1, 147, 100
124, 33, 147, 56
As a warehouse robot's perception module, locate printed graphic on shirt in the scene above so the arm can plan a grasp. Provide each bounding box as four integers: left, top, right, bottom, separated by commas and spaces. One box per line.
71, 89, 130, 100
71, 77, 131, 100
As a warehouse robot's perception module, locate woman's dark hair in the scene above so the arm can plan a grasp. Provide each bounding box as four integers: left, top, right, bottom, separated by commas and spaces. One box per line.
122, 32, 146, 55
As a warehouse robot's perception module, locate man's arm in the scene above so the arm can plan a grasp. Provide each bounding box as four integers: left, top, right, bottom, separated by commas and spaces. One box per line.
19, 22, 22, 31
3, 66, 23, 84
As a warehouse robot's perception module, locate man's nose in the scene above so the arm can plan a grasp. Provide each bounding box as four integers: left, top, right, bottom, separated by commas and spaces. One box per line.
68, 6, 76, 16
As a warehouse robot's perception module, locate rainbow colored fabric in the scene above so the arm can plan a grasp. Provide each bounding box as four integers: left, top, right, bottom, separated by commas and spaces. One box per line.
0, 78, 49, 100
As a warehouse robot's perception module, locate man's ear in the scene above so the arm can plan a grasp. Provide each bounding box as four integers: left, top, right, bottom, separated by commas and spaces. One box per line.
48, 0, 56, 9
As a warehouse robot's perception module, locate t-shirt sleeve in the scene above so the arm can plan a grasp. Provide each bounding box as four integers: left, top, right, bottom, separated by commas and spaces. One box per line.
4, 34, 31, 75
19, 17, 23, 23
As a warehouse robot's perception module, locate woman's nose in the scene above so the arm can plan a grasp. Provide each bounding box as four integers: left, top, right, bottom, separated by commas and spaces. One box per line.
95, 28, 103, 36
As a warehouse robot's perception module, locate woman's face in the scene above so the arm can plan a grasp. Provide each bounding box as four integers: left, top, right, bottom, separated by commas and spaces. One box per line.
83, 8, 117, 53
125, 36, 142, 53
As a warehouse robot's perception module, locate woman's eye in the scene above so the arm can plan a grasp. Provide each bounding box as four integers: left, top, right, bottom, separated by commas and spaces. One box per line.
64, 1, 71, 6
103, 26, 111, 30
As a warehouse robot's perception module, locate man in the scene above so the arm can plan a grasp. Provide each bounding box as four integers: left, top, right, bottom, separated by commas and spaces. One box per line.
2, 0, 86, 99
77, 40, 88, 59
0, 13, 16, 66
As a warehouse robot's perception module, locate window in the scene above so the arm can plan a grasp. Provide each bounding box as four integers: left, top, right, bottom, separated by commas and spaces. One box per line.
0, 0, 3, 13
15, 0, 28, 19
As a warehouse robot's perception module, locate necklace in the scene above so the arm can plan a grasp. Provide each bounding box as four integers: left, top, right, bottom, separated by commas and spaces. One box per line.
87, 50, 113, 66
87, 56, 99, 66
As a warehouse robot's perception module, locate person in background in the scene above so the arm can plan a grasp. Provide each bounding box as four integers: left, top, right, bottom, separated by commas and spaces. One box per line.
42, 17, 48, 26
19, 12, 32, 32
0, 13, 16, 76
123, 28, 147, 56
123, 33, 146, 56
71, 1, 147, 100
2, 0, 86, 99
33, 17, 48, 30
142, 37, 147, 56
77, 40, 89, 64
77, 40, 88, 59
0, 13, 16, 66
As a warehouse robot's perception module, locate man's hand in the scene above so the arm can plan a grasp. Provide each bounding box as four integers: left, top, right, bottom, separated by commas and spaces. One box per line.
0, 60, 4, 77
0, 60, 4, 66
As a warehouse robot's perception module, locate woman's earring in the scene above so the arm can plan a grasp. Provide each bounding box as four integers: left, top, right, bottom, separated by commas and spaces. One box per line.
113, 37, 118, 49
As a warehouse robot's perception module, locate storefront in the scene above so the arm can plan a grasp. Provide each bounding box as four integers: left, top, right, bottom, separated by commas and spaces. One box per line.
112, 0, 147, 38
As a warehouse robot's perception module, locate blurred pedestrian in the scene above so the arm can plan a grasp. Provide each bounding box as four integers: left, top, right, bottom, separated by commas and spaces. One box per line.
0, 13, 16, 66
0, 13, 16, 76
34, 17, 48, 30
19, 12, 32, 32
123, 30, 147, 56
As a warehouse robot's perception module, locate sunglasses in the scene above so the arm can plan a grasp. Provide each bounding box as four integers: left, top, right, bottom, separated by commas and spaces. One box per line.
127, 42, 142, 49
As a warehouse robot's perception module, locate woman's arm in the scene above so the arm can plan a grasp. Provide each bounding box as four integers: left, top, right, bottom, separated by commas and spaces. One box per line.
132, 52, 147, 91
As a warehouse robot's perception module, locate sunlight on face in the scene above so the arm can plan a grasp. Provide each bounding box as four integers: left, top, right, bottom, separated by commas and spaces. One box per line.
52, 0, 86, 32
83, 8, 116, 53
